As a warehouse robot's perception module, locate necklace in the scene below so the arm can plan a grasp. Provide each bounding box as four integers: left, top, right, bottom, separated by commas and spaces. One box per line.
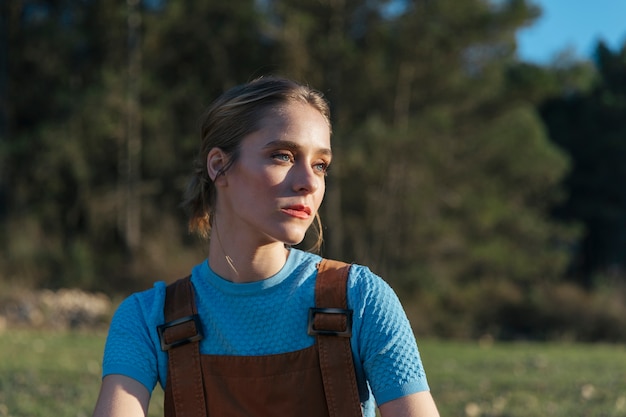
213, 220, 239, 279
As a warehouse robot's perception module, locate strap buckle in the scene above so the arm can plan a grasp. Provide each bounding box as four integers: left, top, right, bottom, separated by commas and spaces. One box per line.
157, 314, 204, 351
307, 307, 353, 337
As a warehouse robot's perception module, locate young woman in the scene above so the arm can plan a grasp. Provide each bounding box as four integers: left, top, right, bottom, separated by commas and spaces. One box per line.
93, 76, 440, 417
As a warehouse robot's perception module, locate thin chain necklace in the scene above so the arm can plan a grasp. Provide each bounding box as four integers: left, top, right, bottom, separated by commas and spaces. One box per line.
213, 220, 239, 280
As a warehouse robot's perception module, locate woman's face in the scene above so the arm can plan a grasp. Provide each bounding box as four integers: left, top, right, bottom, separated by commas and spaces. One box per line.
212, 102, 331, 248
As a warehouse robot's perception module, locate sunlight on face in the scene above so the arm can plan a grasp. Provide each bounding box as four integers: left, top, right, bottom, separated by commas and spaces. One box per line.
215, 102, 332, 248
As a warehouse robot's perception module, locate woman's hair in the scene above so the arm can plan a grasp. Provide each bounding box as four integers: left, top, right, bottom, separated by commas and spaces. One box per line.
182, 76, 331, 251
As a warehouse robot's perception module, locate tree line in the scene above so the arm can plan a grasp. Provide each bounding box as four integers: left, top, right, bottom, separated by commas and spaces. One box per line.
2, 0, 625, 341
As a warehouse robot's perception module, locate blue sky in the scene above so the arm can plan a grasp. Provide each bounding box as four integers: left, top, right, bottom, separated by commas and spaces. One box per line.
516, 0, 626, 64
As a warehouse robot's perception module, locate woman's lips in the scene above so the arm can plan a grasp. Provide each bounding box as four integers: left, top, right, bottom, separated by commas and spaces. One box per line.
281, 205, 312, 219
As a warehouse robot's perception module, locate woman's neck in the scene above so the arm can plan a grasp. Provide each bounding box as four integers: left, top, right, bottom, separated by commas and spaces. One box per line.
208, 239, 289, 283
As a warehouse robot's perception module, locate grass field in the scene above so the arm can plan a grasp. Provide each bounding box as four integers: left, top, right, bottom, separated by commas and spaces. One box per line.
1, 330, 625, 417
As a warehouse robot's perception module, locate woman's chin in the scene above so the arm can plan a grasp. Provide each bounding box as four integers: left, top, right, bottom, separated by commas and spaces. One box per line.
283, 237, 306, 247
280, 231, 308, 247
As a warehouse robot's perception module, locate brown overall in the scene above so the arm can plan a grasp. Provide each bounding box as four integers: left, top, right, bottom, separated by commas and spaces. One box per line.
157, 259, 363, 417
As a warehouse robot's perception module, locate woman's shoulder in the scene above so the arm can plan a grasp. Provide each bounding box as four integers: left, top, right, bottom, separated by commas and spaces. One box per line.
308, 253, 388, 289
341, 262, 404, 312
112, 280, 168, 328
340, 261, 389, 290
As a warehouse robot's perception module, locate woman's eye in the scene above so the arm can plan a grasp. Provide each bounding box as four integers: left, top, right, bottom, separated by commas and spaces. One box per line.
273, 153, 292, 163
314, 162, 329, 174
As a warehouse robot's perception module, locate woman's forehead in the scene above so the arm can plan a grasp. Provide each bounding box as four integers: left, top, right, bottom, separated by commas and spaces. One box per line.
242, 103, 331, 150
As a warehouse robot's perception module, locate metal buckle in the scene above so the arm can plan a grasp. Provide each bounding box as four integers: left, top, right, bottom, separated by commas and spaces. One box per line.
307, 307, 353, 337
157, 314, 204, 351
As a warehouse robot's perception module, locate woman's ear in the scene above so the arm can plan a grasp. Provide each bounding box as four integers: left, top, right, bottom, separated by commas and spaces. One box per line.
207, 148, 229, 184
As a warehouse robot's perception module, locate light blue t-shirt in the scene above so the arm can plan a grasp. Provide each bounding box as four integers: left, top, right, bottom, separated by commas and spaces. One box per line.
102, 249, 429, 415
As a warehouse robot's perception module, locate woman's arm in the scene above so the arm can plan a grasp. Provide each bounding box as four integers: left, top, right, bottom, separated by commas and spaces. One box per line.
379, 391, 440, 417
92, 374, 150, 417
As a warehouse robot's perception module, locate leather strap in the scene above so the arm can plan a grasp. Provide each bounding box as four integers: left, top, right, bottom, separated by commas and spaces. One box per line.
314, 259, 362, 417
162, 277, 207, 417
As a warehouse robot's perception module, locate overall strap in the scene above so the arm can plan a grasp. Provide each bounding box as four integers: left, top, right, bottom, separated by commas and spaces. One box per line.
309, 259, 362, 417
158, 276, 207, 417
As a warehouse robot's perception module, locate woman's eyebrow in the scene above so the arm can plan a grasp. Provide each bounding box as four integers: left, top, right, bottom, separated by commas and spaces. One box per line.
263, 140, 332, 157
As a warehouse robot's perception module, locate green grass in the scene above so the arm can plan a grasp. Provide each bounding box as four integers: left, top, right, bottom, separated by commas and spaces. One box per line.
1, 330, 625, 416
0, 330, 164, 417
420, 339, 626, 417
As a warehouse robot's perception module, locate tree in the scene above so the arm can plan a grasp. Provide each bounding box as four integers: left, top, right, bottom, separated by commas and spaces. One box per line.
337, 0, 573, 281
541, 41, 626, 287
0, 0, 134, 289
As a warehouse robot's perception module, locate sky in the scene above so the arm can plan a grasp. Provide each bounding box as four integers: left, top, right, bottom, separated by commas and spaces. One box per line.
516, 0, 626, 64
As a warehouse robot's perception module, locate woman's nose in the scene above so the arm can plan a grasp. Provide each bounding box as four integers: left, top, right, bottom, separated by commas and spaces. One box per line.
292, 163, 321, 194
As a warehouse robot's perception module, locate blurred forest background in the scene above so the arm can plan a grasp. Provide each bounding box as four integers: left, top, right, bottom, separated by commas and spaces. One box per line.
1, 0, 625, 341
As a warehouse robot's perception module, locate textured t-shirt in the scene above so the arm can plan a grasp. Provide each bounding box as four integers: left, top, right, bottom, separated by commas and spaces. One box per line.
102, 248, 429, 415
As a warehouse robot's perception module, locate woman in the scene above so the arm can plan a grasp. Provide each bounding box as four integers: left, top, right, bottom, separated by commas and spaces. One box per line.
93, 76, 440, 417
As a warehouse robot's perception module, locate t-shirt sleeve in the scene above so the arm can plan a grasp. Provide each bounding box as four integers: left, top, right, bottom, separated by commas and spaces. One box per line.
350, 266, 430, 406
101, 289, 161, 393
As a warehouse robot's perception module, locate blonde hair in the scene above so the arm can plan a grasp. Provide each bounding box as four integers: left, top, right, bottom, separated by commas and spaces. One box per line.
182, 76, 331, 252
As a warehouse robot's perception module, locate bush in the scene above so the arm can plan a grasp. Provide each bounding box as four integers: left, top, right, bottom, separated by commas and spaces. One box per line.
404, 281, 626, 342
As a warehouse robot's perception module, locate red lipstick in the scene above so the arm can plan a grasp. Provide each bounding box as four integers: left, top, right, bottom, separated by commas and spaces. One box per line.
281, 204, 312, 219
